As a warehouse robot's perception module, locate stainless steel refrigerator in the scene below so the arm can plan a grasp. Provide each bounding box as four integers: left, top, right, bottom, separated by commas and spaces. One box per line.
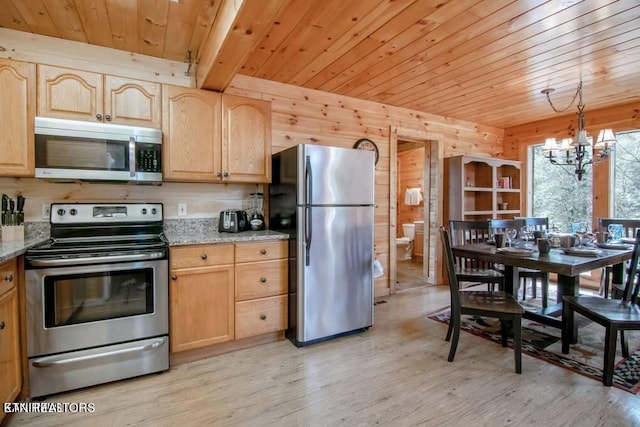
269, 144, 375, 346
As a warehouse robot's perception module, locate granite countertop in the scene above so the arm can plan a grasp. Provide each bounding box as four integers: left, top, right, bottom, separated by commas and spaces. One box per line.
0, 222, 50, 263
0, 220, 289, 262
163, 218, 289, 246
0, 236, 49, 264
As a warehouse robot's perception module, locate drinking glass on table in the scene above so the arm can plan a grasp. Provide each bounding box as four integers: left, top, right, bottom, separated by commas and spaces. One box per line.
520, 225, 534, 248
574, 223, 589, 248
506, 228, 518, 247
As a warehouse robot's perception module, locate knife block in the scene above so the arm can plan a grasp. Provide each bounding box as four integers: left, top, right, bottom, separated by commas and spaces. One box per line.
1, 225, 24, 242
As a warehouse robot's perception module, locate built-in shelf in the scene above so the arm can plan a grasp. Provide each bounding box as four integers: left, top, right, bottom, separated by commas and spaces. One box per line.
445, 155, 522, 224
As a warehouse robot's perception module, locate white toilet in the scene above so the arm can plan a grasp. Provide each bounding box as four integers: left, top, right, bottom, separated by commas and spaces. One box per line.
396, 223, 415, 261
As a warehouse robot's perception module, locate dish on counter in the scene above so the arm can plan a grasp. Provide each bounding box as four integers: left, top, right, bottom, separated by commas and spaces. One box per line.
620, 237, 636, 244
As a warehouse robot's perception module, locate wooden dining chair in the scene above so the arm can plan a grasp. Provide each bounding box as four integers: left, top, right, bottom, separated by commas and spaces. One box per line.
440, 226, 525, 373
448, 220, 505, 292
597, 218, 640, 299
513, 217, 551, 307
489, 218, 550, 308
561, 229, 640, 386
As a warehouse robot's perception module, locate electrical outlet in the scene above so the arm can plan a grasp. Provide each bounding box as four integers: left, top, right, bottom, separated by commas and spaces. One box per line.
42, 203, 51, 219
178, 203, 187, 217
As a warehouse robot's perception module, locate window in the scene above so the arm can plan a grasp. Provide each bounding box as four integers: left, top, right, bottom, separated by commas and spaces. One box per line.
613, 130, 640, 218
530, 144, 593, 231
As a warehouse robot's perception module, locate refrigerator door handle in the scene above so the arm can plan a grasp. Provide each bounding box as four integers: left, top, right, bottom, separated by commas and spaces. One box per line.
305, 155, 312, 205
305, 206, 312, 266
305, 155, 313, 266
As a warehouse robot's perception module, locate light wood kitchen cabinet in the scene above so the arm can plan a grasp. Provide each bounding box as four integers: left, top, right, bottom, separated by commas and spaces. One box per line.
235, 241, 288, 339
162, 86, 272, 184
222, 94, 272, 183
444, 155, 522, 223
0, 258, 21, 421
169, 244, 235, 353
162, 85, 222, 182
37, 64, 162, 128
0, 59, 35, 177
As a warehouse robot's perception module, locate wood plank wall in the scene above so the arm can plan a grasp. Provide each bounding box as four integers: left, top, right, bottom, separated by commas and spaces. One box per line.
0, 26, 504, 298
226, 75, 503, 297
503, 101, 640, 230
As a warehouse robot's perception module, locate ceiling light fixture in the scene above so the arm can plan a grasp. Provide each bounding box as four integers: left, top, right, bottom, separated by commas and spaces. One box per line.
540, 80, 617, 181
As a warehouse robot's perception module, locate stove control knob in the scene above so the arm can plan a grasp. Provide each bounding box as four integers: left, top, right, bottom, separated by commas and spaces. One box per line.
141, 208, 148, 215
151, 208, 157, 215
57, 208, 66, 216
70, 208, 78, 216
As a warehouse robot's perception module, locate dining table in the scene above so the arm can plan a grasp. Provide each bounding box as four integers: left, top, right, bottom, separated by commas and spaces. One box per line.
450, 242, 633, 340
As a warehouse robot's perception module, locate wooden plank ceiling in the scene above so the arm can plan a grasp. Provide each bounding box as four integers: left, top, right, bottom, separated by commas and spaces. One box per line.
1, 0, 639, 129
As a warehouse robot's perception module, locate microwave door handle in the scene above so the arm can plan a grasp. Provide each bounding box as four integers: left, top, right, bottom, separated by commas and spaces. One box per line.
129, 137, 136, 178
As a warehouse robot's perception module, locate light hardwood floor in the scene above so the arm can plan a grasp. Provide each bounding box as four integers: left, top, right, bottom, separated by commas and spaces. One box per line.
6, 285, 640, 427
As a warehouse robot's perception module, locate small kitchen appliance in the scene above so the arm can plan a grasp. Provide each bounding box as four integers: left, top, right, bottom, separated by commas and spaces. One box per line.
218, 209, 247, 233
247, 192, 265, 230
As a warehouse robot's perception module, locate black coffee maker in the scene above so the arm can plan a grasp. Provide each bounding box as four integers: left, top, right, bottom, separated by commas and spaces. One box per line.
247, 192, 264, 230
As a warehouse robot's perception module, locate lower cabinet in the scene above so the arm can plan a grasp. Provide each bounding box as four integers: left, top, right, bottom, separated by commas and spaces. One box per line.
169, 244, 235, 353
235, 241, 288, 340
0, 258, 21, 422
169, 240, 288, 354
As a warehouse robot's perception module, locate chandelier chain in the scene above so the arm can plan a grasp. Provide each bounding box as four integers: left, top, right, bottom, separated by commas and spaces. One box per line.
544, 81, 583, 113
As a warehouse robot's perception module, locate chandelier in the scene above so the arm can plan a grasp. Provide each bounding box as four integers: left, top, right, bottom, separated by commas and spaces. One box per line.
540, 80, 617, 181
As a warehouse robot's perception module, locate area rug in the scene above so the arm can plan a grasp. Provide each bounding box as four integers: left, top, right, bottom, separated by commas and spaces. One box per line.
428, 305, 640, 394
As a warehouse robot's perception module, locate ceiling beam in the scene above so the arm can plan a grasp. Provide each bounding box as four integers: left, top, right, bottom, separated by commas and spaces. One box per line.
196, 0, 288, 91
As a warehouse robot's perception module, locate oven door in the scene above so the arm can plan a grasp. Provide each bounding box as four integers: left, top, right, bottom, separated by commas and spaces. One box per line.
25, 258, 168, 357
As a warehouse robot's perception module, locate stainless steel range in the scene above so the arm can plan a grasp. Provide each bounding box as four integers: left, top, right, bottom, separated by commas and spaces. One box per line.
25, 202, 169, 398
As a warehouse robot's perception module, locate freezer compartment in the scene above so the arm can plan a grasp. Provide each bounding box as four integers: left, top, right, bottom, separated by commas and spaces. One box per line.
290, 205, 374, 345
296, 144, 375, 206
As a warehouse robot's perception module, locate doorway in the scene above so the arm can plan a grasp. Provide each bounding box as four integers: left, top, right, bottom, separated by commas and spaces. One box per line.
388, 126, 443, 294
395, 141, 428, 290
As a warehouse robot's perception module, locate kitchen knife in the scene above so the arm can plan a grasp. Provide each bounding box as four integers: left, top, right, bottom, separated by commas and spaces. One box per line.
8, 198, 14, 226
16, 195, 25, 225
1, 194, 7, 226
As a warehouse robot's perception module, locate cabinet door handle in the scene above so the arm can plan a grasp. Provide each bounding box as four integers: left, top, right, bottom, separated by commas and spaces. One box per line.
216, 172, 222, 178
4, 274, 12, 282
260, 277, 267, 283
260, 314, 267, 320
260, 249, 267, 255
223, 172, 229, 177
201, 253, 208, 260
0, 321, 5, 330
171, 274, 177, 280
105, 114, 111, 121
96, 113, 102, 120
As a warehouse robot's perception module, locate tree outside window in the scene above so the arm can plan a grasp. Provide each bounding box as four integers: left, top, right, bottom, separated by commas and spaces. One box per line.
613, 131, 640, 218
531, 145, 593, 232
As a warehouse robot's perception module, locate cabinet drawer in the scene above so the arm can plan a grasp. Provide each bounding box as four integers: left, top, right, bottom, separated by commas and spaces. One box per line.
235, 240, 287, 263
171, 244, 234, 269
236, 259, 287, 301
0, 258, 17, 297
235, 295, 287, 339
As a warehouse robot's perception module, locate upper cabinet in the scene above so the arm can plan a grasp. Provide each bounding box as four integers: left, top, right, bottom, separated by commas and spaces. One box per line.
162, 85, 222, 182
37, 65, 162, 128
0, 59, 35, 177
163, 86, 272, 183
222, 94, 272, 183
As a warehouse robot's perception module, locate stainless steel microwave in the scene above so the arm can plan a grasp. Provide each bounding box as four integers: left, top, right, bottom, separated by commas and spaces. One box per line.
34, 117, 163, 184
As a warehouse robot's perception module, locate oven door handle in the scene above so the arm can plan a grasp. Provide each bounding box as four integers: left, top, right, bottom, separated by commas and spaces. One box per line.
31, 337, 167, 368
27, 251, 166, 267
